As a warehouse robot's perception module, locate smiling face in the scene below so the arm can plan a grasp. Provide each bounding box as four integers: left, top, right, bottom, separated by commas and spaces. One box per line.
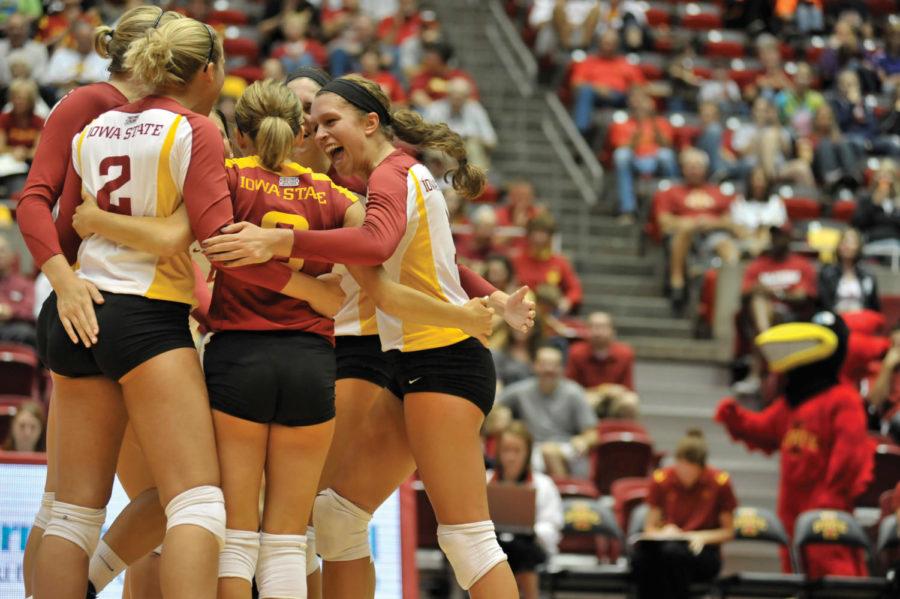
311, 92, 374, 178
288, 77, 324, 154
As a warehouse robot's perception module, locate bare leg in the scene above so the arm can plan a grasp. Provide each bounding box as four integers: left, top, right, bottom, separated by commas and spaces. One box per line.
213, 410, 267, 599
323, 387, 414, 599
33, 375, 127, 599
120, 349, 221, 599
23, 396, 57, 596
404, 393, 517, 599
669, 226, 695, 289
515, 571, 540, 599
127, 553, 163, 599
540, 443, 569, 477
750, 292, 773, 332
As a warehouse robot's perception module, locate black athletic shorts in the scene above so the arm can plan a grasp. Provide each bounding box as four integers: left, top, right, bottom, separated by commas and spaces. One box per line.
37, 291, 194, 381
205, 330, 336, 427
392, 337, 496, 415
334, 335, 398, 394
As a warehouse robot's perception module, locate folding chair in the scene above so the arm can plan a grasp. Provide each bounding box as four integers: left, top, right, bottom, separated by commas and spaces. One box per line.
590, 431, 655, 495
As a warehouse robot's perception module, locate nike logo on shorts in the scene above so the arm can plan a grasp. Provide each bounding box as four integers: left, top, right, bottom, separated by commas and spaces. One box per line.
408, 377, 422, 385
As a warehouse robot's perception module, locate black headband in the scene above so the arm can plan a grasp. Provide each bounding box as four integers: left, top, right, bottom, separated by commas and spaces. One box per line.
286, 67, 331, 87
320, 78, 391, 126
203, 24, 215, 72
152, 7, 164, 28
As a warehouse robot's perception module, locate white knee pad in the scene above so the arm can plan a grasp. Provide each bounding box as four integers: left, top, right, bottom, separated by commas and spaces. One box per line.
305, 526, 319, 576
437, 521, 508, 590
256, 532, 306, 599
43, 501, 106, 557
312, 489, 372, 562
89, 539, 127, 592
164, 485, 226, 549
33, 491, 55, 530
218, 529, 260, 582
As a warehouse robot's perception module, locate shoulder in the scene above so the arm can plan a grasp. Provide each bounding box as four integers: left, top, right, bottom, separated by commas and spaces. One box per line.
567, 341, 591, 360
560, 379, 586, 397
651, 467, 673, 486
47, 83, 125, 123
707, 467, 732, 488
532, 471, 558, 493
284, 162, 359, 204
611, 341, 634, 359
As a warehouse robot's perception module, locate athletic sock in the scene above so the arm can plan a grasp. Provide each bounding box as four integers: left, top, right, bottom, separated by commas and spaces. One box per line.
88, 540, 126, 592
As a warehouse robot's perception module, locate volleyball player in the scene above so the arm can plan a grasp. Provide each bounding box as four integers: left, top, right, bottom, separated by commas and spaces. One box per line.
29, 17, 353, 599
15, 8, 190, 598
204, 75, 521, 598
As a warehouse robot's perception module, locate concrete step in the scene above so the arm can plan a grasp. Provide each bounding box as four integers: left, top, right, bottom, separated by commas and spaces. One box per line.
612, 315, 694, 339
636, 360, 732, 387
588, 295, 673, 319
582, 274, 663, 298
622, 337, 726, 362
575, 255, 658, 277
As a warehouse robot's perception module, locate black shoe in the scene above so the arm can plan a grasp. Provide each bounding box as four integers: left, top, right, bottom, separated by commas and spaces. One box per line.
86, 581, 97, 599
670, 284, 688, 315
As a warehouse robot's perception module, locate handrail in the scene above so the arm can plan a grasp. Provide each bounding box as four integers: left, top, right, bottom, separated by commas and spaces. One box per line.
545, 92, 604, 193
485, 23, 534, 98
486, 0, 538, 82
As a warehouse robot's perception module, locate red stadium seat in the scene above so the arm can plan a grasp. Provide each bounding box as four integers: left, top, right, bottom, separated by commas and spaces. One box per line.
0, 404, 16, 447
208, 9, 249, 25
856, 444, 900, 508
632, 53, 667, 81
701, 30, 746, 59
866, 0, 897, 17
599, 419, 648, 437
552, 476, 600, 499
0, 343, 39, 401
831, 200, 856, 223
677, 3, 722, 30
645, 2, 672, 26
728, 58, 763, 89
223, 37, 260, 62
590, 432, 656, 495
228, 65, 264, 83
611, 476, 650, 532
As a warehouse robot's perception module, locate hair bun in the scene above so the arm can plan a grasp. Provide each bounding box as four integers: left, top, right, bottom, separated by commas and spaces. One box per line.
685, 428, 704, 439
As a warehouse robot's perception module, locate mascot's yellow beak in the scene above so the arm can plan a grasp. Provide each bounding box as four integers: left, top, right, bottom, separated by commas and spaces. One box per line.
755, 322, 839, 373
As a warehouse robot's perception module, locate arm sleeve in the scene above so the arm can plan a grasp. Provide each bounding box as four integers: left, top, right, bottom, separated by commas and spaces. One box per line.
288, 166, 408, 265
714, 397, 786, 454
457, 263, 497, 298
812, 398, 874, 507
718, 479, 739, 514
181, 117, 291, 291
646, 478, 664, 509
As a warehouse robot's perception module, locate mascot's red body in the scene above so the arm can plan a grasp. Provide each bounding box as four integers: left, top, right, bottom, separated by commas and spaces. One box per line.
716, 313, 874, 578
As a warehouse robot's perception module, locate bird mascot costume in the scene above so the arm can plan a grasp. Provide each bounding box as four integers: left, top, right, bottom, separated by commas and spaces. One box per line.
716, 311, 874, 577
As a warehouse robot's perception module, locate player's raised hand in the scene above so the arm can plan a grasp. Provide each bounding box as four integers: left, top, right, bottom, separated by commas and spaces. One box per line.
462, 297, 494, 347
503, 286, 536, 333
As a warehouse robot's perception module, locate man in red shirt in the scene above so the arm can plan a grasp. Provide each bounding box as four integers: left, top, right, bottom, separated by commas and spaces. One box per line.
512, 213, 582, 316
656, 148, 737, 311
454, 205, 508, 270
376, 0, 422, 46
610, 88, 677, 223
495, 180, 544, 228
572, 29, 645, 134
0, 236, 35, 347
566, 311, 637, 415
408, 42, 478, 110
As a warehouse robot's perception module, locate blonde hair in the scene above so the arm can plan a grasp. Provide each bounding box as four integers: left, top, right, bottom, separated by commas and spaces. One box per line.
124, 17, 222, 92
94, 6, 183, 74
8, 78, 38, 113
322, 74, 486, 199
235, 80, 302, 171
675, 428, 708, 466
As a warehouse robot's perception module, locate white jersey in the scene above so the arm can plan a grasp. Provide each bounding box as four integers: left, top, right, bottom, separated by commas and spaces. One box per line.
333, 264, 379, 337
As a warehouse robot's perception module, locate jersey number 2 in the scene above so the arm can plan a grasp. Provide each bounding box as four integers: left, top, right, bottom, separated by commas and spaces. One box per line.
261, 210, 310, 271
97, 155, 132, 215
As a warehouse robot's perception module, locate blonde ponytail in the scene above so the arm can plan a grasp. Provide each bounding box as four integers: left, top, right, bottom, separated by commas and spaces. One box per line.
329, 75, 486, 199
124, 18, 221, 92
94, 6, 183, 74
235, 80, 303, 171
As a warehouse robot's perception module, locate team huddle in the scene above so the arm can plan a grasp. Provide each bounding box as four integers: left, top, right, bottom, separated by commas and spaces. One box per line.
16, 6, 535, 599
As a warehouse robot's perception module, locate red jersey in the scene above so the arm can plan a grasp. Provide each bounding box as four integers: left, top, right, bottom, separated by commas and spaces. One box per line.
0, 112, 44, 149
741, 254, 817, 297
0, 272, 35, 322
565, 340, 635, 390
17, 82, 129, 268
658, 184, 732, 218
608, 117, 674, 157
570, 55, 645, 93
512, 250, 583, 307
409, 68, 479, 102
208, 156, 357, 339
647, 466, 738, 532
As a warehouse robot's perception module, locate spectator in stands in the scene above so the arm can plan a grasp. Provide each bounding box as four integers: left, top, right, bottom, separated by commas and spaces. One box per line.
698, 66, 743, 118
529, 0, 601, 58
326, 13, 378, 77
41, 19, 109, 96
809, 103, 864, 190
0, 235, 35, 347
775, 62, 825, 138
491, 345, 598, 477
261, 57, 286, 82
657, 148, 737, 312
722, 0, 772, 35
492, 321, 542, 388
0, 78, 42, 161
497, 180, 543, 228
853, 159, 900, 257
397, 8, 444, 79
868, 323, 900, 442
732, 96, 816, 187
485, 254, 518, 294
753, 34, 793, 100
774, 0, 824, 34
358, 47, 406, 105
872, 21, 900, 94
409, 42, 478, 109
272, 12, 328, 74
0, 13, 48, 88
376, 0, 422, 49
1, 401, 45, 452
571, 28, 645, 135
730, 166, 787, 257
566, 312, 635, 412
819, 17, 879, 93
424, 77, 496, 170
513, 213, 583, 316
879, 85, 900, 147
456, 205, 506, 269
818, 228, 881, 314
35, 0, 99, 51
488, 421, 563, 599
610, 87, 677, 223
632, 429, 736, 599
830, 69, 877, 147
667, 44, 703, 114
695, 101, 743, 182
